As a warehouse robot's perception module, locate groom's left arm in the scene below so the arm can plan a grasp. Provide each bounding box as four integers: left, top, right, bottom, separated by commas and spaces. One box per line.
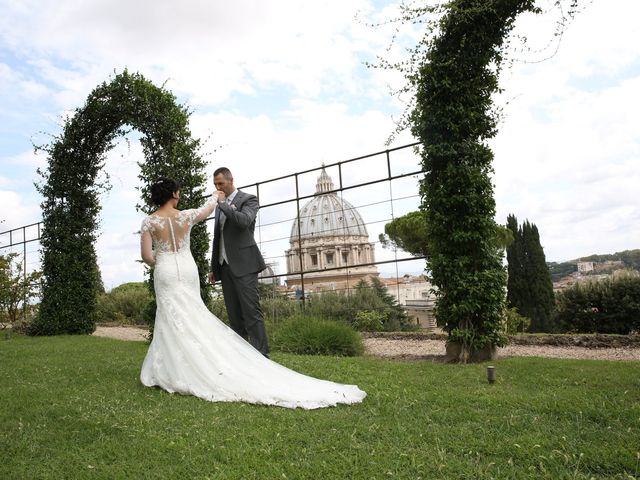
218, 195, 259, 230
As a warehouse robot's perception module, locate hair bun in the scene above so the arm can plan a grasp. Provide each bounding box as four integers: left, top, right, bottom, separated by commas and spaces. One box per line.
150, 177, 180, 206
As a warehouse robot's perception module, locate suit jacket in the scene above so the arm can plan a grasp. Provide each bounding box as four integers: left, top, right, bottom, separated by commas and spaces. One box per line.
210, 190, 266, 279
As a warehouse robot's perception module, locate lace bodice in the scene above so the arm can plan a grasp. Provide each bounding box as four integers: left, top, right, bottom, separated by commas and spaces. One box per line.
141, 198, 216, 264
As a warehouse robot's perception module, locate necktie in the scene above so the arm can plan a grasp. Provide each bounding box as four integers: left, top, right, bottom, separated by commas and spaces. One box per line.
219, 199, 231, 265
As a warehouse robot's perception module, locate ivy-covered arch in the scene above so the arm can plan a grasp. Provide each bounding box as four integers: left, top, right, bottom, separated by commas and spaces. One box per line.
30, 71, 210, 335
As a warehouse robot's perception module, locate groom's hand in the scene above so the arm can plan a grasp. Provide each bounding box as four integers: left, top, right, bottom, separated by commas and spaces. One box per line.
214, 190, 226, 203
208, 272, 216, 284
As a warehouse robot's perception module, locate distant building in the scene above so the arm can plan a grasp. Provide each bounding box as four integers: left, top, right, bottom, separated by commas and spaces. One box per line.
380, 275, 439, 331
258, 261, 279, 286
283, 166, 439, 330
577, 261, 594, 273
285, 167, 378, 292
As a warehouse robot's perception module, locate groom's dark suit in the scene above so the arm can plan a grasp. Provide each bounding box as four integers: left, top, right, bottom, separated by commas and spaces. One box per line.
211, 190, 269, 356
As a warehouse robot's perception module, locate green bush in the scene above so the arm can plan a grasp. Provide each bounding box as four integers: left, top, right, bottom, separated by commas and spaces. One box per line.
206, 291, 229, 325
270, 315, 364, 356
305, 279, 415, 331
5, 304, 39, 335
353, 310, 384, 332
33, 71, 210, 336
503, 307, 531, 334
553, 271, 640, 334
97, 282, 151, 325
259, 288, 300, 323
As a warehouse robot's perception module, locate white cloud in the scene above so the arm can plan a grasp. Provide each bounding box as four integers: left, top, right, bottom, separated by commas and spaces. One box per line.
0, 189, 39, 232
0, 62, 50, 101
491, 1, 640, 261
1, 0, 639, 288
97, 230, 145, 290
0, 0, 394, 109
7, 149, 47, 169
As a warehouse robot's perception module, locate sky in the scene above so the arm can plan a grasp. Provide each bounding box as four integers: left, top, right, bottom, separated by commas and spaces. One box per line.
0, 0, 638, 290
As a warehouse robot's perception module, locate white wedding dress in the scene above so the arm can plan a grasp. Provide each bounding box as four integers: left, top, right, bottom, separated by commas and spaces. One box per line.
139, 199, 366, 409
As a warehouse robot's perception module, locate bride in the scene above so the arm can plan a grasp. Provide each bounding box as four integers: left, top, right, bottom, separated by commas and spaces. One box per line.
139, 177, 366, 409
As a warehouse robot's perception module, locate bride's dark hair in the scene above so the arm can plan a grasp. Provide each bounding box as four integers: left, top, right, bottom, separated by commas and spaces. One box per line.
150, 177, 181, 206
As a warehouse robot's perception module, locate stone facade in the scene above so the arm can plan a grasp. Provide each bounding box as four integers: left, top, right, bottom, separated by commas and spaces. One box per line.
285, 167, 378, 292
380, 275, 439, 331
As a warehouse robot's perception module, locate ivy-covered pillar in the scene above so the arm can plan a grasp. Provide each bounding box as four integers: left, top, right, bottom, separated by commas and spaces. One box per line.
30, 70, 210, 335
411, 0, 541, 362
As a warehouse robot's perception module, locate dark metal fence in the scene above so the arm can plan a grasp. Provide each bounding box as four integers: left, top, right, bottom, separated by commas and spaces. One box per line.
226, 141, 427, 303
0, 221, 43, 323
1, 142, 432, 325
0, 222, 43, 266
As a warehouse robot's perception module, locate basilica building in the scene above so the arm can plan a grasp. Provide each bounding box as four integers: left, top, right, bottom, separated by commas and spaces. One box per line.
285, 167, 378, 292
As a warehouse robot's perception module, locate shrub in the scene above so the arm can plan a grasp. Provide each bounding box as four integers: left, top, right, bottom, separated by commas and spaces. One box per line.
353, 310, 385, 332
553, 271, 640, 334
4, 304, 39, 335
305, 279, 415, 331
270, 315, 364, 356
97, 282, 151, 325
259, 289, 300, 323
503, 307, 531, 334
207, 291, 229, 325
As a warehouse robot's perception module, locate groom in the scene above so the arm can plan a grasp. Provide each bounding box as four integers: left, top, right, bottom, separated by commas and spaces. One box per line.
208, 167, 269, 357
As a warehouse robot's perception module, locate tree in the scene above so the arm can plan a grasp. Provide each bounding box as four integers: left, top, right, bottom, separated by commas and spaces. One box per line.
410, 1, 543, 361
522, 221, 555, 331
506, 216, 555, 331
369, 276, 411, 329
0, 253, 42, 324
370, 1, 583, 360
379, 211, 429, 257
506, 214, 526, 320
31, 71, 209, 336
380, 210, 513, 258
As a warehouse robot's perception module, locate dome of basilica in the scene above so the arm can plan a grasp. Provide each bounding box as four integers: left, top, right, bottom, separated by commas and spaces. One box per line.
290, 168, 368, 241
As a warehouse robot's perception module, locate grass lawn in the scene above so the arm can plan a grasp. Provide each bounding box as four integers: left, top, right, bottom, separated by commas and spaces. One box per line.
1, 334, 639, 479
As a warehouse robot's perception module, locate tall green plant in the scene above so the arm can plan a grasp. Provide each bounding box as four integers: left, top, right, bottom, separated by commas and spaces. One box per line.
409, 1, 542, 360
522, 221, 555, 331
31, 70, 209, 335
506, 214, 526, 315
506, 215, 555, 331
373, 0, 583, 361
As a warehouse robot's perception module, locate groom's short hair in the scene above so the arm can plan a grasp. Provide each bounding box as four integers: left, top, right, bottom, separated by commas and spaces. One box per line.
213, 167, 232, 180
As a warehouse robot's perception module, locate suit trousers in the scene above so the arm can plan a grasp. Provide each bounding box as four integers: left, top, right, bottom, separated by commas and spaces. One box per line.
219, 262, 269, 356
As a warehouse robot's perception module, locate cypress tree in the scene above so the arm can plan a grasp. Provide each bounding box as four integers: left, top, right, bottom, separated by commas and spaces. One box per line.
506, 214, 526, 318
506, 216, 555, 332
522, 222, 555, 331
370, 276, 411, 329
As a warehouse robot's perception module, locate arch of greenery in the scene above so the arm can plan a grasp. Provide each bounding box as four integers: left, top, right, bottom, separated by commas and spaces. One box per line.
382, 0, 581, 361
30, 71, 210, 335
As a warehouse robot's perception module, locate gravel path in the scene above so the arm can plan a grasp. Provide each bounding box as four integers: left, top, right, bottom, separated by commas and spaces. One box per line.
363, 338, 640, 361
93, 326, 640, 361
94, 326, 148, 342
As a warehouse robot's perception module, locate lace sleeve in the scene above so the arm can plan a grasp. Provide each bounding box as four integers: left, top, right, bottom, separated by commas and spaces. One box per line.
140, 218, 155, 266
184, 197, 217, 226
